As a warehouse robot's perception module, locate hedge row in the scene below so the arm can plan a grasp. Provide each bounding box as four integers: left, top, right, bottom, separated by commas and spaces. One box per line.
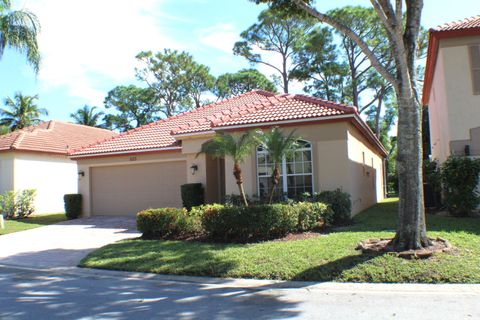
137, 207, 203, 239
137, 202, 333, 242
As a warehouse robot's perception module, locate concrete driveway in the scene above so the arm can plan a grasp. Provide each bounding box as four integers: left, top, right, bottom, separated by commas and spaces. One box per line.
0, 216, 140, 268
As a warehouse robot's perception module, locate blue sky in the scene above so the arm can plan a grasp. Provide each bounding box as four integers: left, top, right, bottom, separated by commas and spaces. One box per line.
1, 0, 479, 122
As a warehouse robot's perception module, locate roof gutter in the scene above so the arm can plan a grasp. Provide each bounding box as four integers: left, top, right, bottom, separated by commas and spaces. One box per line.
69, 146, 182, 159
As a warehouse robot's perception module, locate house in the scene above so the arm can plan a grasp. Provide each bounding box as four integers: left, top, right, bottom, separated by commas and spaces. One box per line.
70, 91, 387, 216
0, 121, 116, 213
423, 15, 480, 162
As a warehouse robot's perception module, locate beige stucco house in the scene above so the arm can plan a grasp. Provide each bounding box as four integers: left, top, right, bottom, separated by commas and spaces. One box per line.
0, 121, 115, 213
70, 91, 387, 217
423, 15, 480, 162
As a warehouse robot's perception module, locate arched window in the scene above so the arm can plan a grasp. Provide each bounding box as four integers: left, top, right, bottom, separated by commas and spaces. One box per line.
256, 140, 313, 199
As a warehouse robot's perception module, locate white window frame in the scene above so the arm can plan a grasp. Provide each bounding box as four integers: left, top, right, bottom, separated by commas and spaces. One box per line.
256, 139, 314, 198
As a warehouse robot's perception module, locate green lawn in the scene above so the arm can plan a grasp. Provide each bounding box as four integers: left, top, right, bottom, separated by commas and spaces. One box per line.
80, 199, 480, 283
0, 213, 66, 235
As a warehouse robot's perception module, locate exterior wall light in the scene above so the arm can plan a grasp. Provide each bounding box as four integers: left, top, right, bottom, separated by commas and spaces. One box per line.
78, 170, 85, 177
190, 164, 198, 175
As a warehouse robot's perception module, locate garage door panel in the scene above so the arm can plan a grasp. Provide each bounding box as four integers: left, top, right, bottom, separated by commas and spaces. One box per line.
91, 161, 187, 216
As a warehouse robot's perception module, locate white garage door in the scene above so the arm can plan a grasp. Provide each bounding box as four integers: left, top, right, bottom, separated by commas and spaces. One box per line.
91, 161, 187, 216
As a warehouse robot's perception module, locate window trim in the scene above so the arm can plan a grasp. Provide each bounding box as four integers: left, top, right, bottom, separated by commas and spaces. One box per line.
255, 139, 315, 198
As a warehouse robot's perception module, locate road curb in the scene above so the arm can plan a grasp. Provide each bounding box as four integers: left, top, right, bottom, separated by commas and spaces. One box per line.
1, 263, 480, 293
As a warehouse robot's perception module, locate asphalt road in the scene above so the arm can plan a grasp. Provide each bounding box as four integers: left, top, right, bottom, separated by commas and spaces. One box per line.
1, 265, 479, 320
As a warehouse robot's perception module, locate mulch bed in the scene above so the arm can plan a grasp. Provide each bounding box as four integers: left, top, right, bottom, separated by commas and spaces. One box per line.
356, 237, 454, 259
142, 231, 323, 243
273, 231, 322, 242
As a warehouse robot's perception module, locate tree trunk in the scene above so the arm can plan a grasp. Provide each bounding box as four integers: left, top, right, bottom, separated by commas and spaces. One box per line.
374, 90, 384, 138
233, 162, 248, 206
350, 67, 359, 108
290, 0, 429, 251
268, 165, 281, 204
282, 55, 289, 93
391, 85, 430, 251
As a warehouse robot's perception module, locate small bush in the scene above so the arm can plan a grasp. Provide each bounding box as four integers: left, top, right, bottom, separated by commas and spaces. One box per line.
137, 207, 203, 239
315, 189, 352, 225
64, 194, 82, 220
423, 159, 442, 209
441, 156, 480, 217
17, 189, 36, 218
295, 202, 333, 231
0, 191, 18, 219
180, 183, 204, 210
0, 189, 37, 219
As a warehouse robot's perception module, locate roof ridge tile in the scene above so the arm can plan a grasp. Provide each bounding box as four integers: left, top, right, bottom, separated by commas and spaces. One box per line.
433, 15, 480, 31
11, 132, 26, 150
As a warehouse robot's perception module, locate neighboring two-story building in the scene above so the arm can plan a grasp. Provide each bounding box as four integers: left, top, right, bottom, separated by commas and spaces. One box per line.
423, 15, 480, 162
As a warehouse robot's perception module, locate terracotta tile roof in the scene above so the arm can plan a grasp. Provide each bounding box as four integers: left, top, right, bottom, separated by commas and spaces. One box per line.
71, 90, 275, 156
211, 94, 355, 128
0, 121, 116, 155
433, 15, 480, 32
71, 91, 363, 157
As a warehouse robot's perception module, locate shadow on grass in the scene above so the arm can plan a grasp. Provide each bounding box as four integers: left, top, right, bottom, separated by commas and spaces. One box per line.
4, 213, 66, 226
293, 252, 384, 282
81, 240, 242, 278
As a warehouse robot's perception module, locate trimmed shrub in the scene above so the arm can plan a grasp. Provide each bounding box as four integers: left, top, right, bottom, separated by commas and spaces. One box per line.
441, 156, 480, 217
202, 204, 299, 242
315, 189, 352, 225
295, 202, 333, 232
137, 207, 203, 239
64, 194, 82, 220
180, 183, 204, 210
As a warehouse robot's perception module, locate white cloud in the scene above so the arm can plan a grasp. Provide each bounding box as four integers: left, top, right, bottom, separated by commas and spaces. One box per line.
197, 23, 240, 54
19, 0, 183, 106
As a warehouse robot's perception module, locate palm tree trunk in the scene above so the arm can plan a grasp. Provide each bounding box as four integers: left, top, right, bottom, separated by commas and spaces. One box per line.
233, 162, 248, 206
268, 165, 281, 204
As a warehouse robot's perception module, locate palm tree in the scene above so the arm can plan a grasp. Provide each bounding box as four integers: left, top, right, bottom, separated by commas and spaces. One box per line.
256, 127, 300, 204
0, 0, 41, 72
70, 105, 105, 127
199, 131, 257, 206
0, 93, 48, 130
0, 124, 9, 134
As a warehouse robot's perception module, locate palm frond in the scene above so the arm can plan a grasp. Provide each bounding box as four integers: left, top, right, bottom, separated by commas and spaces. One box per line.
0, 7, 40, 72
198, 130, 257, 163
256, 126, 301, 163
0, 92, 46, 130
